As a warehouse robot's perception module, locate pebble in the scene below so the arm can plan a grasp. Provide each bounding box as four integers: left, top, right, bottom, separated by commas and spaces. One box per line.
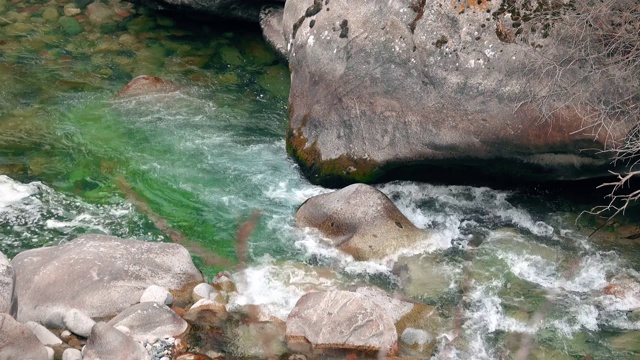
145, 337, 176, 360
63, 308, 96, 338
24, 321, 63, 346
140, 285, 173, 305
45, 346, 54, 360
192, 283, 216, 302
62, 348, 83, 360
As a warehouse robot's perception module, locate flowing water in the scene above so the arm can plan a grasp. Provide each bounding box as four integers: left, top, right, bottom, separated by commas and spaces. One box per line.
2, 0, 640, 358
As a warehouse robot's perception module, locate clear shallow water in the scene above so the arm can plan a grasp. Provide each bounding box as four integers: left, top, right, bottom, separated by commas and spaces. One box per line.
2, 0, 640, 358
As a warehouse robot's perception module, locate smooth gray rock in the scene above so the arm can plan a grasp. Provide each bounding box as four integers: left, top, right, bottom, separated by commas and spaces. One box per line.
260, 5, 287, 60
0, 251, 16, 317
281, 0, 635, 186
63, 309, 96, 338
107, 302, 188, 342
82, 322, 151, 360
191, 282, 216, 302
45, 347, 54, 360
12, 234, 203, 328
296, 183, 429, 260
0, 313, 49, 360
286, 290, 397, 353
140, 285, 173, 305
25, 321, 63, 346
62, 348, 83, 360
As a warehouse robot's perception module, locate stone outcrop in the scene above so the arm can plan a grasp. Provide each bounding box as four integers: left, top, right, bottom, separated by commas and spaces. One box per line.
107, 302, 188, 342
277, 0, 635, 186
0, 251, 16, 317
296, 183, 430, 260
0, 313, 50, 360
11, 234, 203, 327
286, 290, 398, 354
82, 322, 151, 360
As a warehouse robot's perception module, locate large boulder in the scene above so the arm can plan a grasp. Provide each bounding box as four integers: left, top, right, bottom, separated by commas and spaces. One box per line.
285, 290, 397, 354
0, 313, 49, 360
11, 234, 203, 327
0, 251, 17, 317
280, 0, 635, 186
295, 183, 430, 260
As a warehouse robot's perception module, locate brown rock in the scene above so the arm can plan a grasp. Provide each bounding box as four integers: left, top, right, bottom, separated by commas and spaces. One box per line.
296, 183, 430, 260
286, 290, 397, 354
116, 75, 179, 98
183, 299, 228, 327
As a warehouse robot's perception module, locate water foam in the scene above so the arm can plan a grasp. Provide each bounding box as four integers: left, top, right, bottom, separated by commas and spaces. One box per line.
227, 258, 340, 320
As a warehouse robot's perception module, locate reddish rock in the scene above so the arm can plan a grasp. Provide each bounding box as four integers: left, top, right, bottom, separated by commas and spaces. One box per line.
116, 75, 179, 98
286, 290, 398, 354
296, 183, 430, 260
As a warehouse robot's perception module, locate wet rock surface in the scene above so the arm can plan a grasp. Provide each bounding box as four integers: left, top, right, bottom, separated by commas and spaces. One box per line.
285, 290, 398, 354
11, 234, 204, 327
296, 183, 430, 260
280, 0, 635, 186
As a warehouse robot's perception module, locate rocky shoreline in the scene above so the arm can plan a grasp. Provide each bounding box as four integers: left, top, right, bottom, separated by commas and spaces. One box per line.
0, 185, 444, 360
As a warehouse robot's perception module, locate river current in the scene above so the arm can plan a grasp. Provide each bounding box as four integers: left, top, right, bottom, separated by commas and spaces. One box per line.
1, 0, 640, 358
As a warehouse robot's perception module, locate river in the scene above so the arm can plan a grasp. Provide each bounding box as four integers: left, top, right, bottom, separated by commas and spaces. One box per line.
1, 0, 640, 358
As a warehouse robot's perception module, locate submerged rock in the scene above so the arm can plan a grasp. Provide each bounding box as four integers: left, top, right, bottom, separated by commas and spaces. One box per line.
0, 313, 49, 360
296, 183, 430, 260
280, 0, 635, 186
0, 251, 17, 317
11, 234, 203, 327
286, 290, 397, 354
116, 75, 179, 98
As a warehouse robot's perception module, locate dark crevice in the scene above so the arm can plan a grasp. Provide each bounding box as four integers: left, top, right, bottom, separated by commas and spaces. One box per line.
409, 0, 426, 34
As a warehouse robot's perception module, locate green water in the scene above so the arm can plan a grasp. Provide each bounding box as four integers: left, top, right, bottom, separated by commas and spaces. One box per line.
3, 0, 640, 359
0, 0, 299, 269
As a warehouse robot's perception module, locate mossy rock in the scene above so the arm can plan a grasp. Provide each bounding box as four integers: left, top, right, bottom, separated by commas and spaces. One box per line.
58, 16, 83, 36
220, 46, 244, 66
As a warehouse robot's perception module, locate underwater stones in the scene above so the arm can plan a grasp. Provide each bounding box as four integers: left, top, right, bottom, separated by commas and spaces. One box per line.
82, 322, 152, 360
116, 75, 179, 98
393, 253, 455, 300
295, 183, 430, 260
224, 320, 287, 359
286, 290, 397, 354
280, 0, 634, 186
63, 4, 81, 17
58, 16, 82, 36
41, 6, 59, 21
0, 313, 50, 360
86, 0, 115, 25
0, 251, 16, 317
107, 302, 188, 342
11, 234, 203, 327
